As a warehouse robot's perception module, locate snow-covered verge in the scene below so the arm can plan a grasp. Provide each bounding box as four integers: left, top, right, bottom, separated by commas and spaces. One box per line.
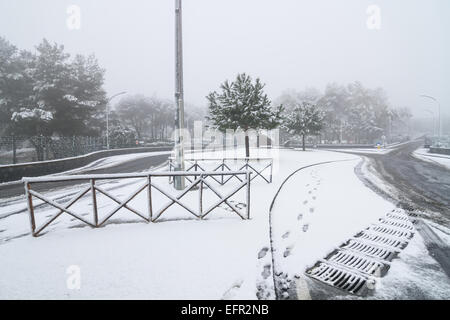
269, 158, 393, 298
413, 148, 450, 170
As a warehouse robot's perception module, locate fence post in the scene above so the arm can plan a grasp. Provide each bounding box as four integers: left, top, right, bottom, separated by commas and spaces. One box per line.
25, 182, 36, 236
221, 159, 225, 185
148, 175, 153, 222
199, 175, 203, 219
270, 159, 273, 183
246, 171, 251, 219
91, 179, 98, 227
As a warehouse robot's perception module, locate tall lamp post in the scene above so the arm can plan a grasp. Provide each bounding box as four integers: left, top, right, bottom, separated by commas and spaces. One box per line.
420, 95, 441, 144
106, 91, 127, 150
174, 0, 185, 190
424, 109, 435, 136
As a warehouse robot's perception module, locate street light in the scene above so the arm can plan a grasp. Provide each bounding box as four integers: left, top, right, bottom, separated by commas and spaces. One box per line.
106, 91, 127, 150
424, 109, 435, 136
174, 0, 186, 190
420, 95, 441, 143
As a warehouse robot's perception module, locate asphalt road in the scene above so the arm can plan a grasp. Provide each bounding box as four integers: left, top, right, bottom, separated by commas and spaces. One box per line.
357, 140, 450, 278
0, 152, 170, 200
364, 140, 450, 225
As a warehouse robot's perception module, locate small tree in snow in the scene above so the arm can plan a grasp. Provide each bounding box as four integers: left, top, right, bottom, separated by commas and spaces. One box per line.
283, 102, 324, 151
206, 73, 282, 157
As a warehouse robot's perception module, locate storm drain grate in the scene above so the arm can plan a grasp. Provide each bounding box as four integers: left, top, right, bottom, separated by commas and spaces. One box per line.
355, 230, 408, 249
324, 250, 389, 276
306, 262, 373, 296
379, 218, 414, 231
305, 209, 415, 296
369, 225, 413, 239
341, 239, 398, 261
386, 211, 410, 221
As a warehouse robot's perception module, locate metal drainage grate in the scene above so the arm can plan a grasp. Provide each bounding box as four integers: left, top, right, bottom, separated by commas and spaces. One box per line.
369, 225, 413, 239
379, 218, 414, 231
386, 212, 410, 221
306, 262, 373, 296
341, 239, 398, 262
324, 250, 389, 277
354, 231, 408, 249
305, 209, 414, 296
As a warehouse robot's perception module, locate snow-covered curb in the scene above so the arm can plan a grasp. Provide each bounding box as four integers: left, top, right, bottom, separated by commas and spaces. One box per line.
413, 148, 450, 170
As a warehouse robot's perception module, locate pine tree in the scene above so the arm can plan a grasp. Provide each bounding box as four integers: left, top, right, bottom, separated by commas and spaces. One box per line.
283, 102, 324, 151
206, 73, 282, 157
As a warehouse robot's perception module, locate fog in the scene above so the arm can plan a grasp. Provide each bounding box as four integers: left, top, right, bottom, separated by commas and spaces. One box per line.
0, 0, 448, 118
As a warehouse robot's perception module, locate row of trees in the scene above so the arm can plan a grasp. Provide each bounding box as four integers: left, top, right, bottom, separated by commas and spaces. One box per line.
112, 95, 204, 141
206, 74, 412, 155
276, 83, 412, 145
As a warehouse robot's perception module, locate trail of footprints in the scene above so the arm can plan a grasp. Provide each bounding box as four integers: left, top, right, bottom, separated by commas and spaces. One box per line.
271, 170, 322, 299
305, 208, 416, 296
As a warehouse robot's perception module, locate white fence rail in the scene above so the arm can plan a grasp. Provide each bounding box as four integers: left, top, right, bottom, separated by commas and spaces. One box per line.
23, 170, 251, 237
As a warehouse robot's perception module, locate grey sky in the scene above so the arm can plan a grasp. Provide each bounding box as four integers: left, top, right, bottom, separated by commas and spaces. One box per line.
0, 0, 448, 118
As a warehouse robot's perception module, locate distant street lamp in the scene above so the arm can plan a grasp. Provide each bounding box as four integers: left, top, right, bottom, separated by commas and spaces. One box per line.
424, 109, 436, 136
420, 95, 441, 143
106, 91, 127, 150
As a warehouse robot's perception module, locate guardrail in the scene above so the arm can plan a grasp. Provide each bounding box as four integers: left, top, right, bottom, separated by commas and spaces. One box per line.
23, 170, 251, 237
168, 157, 273, 185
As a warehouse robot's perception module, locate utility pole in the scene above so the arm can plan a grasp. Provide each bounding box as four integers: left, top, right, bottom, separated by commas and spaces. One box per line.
174, 0, 185, 190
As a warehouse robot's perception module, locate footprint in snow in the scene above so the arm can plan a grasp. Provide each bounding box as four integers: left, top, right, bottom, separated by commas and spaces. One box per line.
309, 207, 315, 213
283, 247, 292, 258
297, 213, 303, 220
312, 196, 317, 200
303, 200, 308, 205
282, 231, 290, 239
261, 265, 271, 279
302, 224, 309, 232
258, 247, 269, 259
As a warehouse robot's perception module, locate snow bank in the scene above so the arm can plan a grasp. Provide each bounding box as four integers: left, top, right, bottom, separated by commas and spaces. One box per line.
413, 148, 450, 170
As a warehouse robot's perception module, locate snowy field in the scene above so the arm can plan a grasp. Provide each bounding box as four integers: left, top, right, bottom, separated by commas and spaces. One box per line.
413, 148, 450, 170
0, 148, 448, 299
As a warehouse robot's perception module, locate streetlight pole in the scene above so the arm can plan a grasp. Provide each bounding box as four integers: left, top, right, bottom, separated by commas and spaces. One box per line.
106, 91, 127, 150
420, 95, 441, 143
424, 109, 435, 136
174, 0, 185, 190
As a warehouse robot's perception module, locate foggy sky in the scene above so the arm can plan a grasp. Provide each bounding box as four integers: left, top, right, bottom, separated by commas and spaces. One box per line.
0, 0, 449, 118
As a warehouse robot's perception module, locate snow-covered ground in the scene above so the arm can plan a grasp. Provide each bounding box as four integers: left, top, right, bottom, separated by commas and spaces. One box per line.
0, 148, 448, 299
413, 148, 450, 170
